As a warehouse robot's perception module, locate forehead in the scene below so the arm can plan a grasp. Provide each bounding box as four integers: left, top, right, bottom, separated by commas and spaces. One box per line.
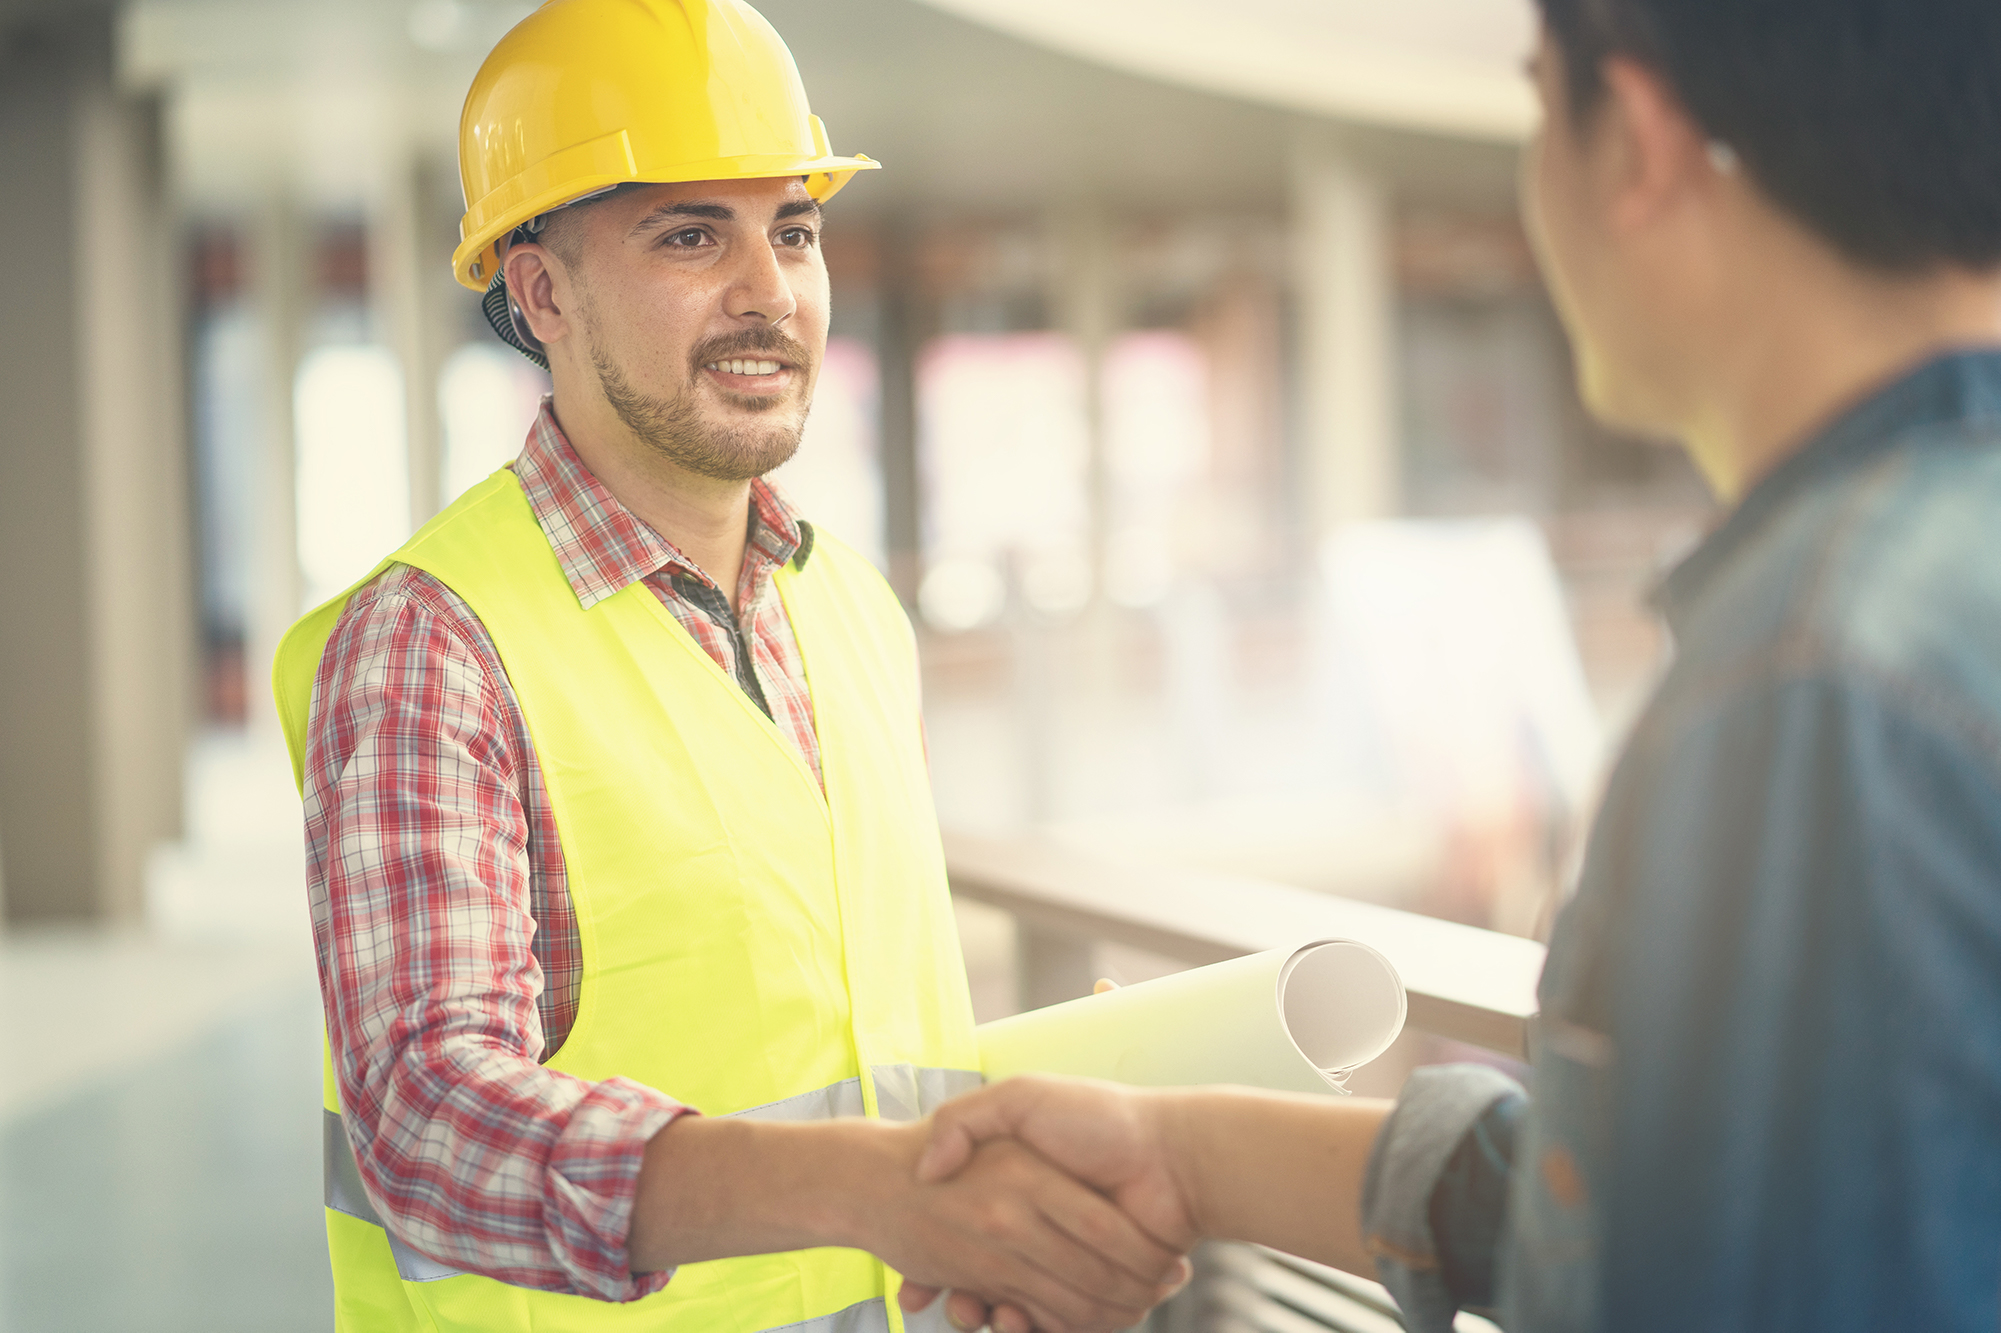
597, 176, 813, 226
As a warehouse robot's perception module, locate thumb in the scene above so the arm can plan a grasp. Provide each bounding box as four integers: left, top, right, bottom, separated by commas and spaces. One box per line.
913, 1082, 1039, 1183
913, 1118, 976, 1184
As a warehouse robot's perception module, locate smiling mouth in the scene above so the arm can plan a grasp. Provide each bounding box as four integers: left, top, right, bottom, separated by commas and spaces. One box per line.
703, 357, 792, 389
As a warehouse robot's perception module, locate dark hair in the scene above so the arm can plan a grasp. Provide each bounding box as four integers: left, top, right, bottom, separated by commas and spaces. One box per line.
1535, 0, 2001, 271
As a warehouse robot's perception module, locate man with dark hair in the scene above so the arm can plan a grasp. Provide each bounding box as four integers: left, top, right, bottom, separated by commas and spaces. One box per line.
908, 2, 2001, 1330
276, 2, 1185, 1331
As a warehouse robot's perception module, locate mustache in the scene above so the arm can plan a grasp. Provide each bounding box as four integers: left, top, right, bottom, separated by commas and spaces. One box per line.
689, 327, 814, 373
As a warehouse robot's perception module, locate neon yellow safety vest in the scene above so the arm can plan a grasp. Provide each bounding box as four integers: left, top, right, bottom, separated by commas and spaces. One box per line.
275, 468, 981, 1333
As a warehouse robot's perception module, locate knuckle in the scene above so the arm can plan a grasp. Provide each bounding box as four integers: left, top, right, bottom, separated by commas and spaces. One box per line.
1074, 1208, 1120, 1251
974, 1197, 1019, 1236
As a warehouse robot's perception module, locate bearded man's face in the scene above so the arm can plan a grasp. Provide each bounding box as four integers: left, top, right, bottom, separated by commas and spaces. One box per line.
555, 176, 829, 481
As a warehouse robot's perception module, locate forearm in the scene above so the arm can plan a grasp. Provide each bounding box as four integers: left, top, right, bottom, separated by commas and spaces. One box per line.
1162, 1087, 1393, 1275
309, 579, 693, 1298
627, 1115, 917, 1270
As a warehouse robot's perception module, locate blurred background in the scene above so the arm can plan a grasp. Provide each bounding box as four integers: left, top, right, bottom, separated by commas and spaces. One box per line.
0, 0, 1712, 1328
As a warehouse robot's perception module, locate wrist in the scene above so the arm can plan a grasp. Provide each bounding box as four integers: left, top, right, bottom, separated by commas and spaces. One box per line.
1154, 1089, 1221, 1241
797, 1117, 925, 1253
630, 1115, 924, 1269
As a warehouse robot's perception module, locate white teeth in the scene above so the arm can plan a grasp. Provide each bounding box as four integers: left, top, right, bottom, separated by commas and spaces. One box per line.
708, 358, 782, 376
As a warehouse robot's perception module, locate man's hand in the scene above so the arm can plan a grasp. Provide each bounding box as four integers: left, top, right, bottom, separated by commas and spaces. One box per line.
898, 1075, 1201, 1332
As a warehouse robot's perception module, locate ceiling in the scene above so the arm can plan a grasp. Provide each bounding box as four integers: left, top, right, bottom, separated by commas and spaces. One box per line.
910, 0, 1537, 143
120, 0, 1529, 219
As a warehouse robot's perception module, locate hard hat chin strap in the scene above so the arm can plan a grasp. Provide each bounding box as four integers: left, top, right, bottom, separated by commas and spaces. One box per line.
483, 269, 550, 372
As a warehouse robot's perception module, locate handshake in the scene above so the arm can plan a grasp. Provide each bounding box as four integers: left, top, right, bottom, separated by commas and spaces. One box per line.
635, 1032, 1386, 1331
865, 1070, 1385, 1333
885, 1074, 1199, 1333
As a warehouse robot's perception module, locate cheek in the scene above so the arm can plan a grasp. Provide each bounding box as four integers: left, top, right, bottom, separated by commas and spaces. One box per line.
607, 279, 707, 376
1524, 135, 1580, 308
796, 263, 832, 337
1523, 135, 1623, 414
1526, 140, 1604, 341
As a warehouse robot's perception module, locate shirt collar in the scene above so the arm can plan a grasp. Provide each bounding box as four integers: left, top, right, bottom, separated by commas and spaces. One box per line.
512, 399, 813, 610
1655, 348, 2001, 627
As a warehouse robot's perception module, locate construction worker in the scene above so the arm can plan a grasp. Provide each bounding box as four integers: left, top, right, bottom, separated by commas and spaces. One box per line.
273, 2, 1184, 1331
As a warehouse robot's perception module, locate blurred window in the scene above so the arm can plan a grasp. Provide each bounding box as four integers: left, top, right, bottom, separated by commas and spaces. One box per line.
192, 303, 259, 641
439, 343, 550, 505
768, 336, 884, 568
1104, 329, 1210, 607
917, 332, 1088, 628
1314, 518, 1601, 825
295, 345, 410, 608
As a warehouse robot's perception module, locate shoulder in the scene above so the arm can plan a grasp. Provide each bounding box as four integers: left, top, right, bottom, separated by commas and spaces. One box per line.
329, 564, 492, 661
1671, 425, 2001, 766
1811, 423, 2001, 653
318, 564, 507, 714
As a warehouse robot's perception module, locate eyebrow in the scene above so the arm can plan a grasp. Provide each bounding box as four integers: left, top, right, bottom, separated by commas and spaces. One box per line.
630, 196, 822, 237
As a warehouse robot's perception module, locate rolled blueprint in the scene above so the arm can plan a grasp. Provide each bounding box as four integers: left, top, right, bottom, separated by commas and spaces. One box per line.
977, 941, 1406, 1096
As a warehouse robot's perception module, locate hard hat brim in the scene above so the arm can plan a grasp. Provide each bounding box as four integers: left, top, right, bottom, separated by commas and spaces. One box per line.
452, 148, 878, 291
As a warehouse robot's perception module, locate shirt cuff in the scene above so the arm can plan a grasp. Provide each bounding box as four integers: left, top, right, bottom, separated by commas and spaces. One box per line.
1362, 1064, 1526, 1333
545, 1078, 692, 1301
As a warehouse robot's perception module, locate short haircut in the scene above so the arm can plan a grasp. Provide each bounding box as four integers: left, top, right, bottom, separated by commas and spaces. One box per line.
1534, 0, 2001, 271
512, 182, 650, 274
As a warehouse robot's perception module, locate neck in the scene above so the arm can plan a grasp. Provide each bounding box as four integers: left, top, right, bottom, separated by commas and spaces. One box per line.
1678, 247, 2001, 501
547, 382, 754, 610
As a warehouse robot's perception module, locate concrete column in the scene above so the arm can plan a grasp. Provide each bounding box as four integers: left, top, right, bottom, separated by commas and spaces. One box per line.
243, 187, 306, 736
1046, 204, 1117, 605
875, 222, 927, 606
0, 6, 194, 923
370, 151, 455, 527
1291, 131, 1400, 534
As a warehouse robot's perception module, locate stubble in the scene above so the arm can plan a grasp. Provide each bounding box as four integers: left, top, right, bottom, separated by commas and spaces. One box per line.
586, 305, 815, 483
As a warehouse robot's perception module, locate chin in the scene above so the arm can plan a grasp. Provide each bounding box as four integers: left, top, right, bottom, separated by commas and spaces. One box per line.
1574, 350, 1659, 437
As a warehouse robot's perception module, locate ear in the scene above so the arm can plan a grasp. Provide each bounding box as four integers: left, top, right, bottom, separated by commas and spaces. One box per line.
1598, 56, 1712, 236
502, 242, 572, 348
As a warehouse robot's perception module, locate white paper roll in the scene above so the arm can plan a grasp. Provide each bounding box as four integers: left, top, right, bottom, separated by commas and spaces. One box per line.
976, 940, 1407, 1096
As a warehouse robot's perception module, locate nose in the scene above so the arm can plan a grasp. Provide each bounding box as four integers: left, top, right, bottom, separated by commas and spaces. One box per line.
724, 234, 797, 329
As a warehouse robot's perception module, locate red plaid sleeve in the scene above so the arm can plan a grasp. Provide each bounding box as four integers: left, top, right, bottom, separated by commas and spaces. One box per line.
302, 565, 688, 1301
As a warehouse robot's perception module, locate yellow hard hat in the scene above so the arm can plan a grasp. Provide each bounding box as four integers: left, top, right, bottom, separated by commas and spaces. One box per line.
450, 0, 878, 293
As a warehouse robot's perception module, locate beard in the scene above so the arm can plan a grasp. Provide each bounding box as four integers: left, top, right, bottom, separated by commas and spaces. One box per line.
587, 318, 814, 483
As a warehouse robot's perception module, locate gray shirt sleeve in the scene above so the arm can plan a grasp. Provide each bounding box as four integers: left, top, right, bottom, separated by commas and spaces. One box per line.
1362, 1064, 1527, 1332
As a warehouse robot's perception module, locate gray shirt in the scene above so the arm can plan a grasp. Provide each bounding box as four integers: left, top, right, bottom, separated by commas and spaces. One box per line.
1364, 350, 2001, 1332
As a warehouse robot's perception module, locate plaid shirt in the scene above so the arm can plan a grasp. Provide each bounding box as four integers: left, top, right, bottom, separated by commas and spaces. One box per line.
302, 401, 823, 1300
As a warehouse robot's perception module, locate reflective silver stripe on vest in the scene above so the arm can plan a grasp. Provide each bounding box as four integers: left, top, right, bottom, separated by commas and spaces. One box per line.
323, 1108, 466, 1283
722, 1066, 981, 1124
726, 1077, 869, 1122
765, 1295, 954, 1333
324, 1067, 983, 1290
866, 1065, 984, 1123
